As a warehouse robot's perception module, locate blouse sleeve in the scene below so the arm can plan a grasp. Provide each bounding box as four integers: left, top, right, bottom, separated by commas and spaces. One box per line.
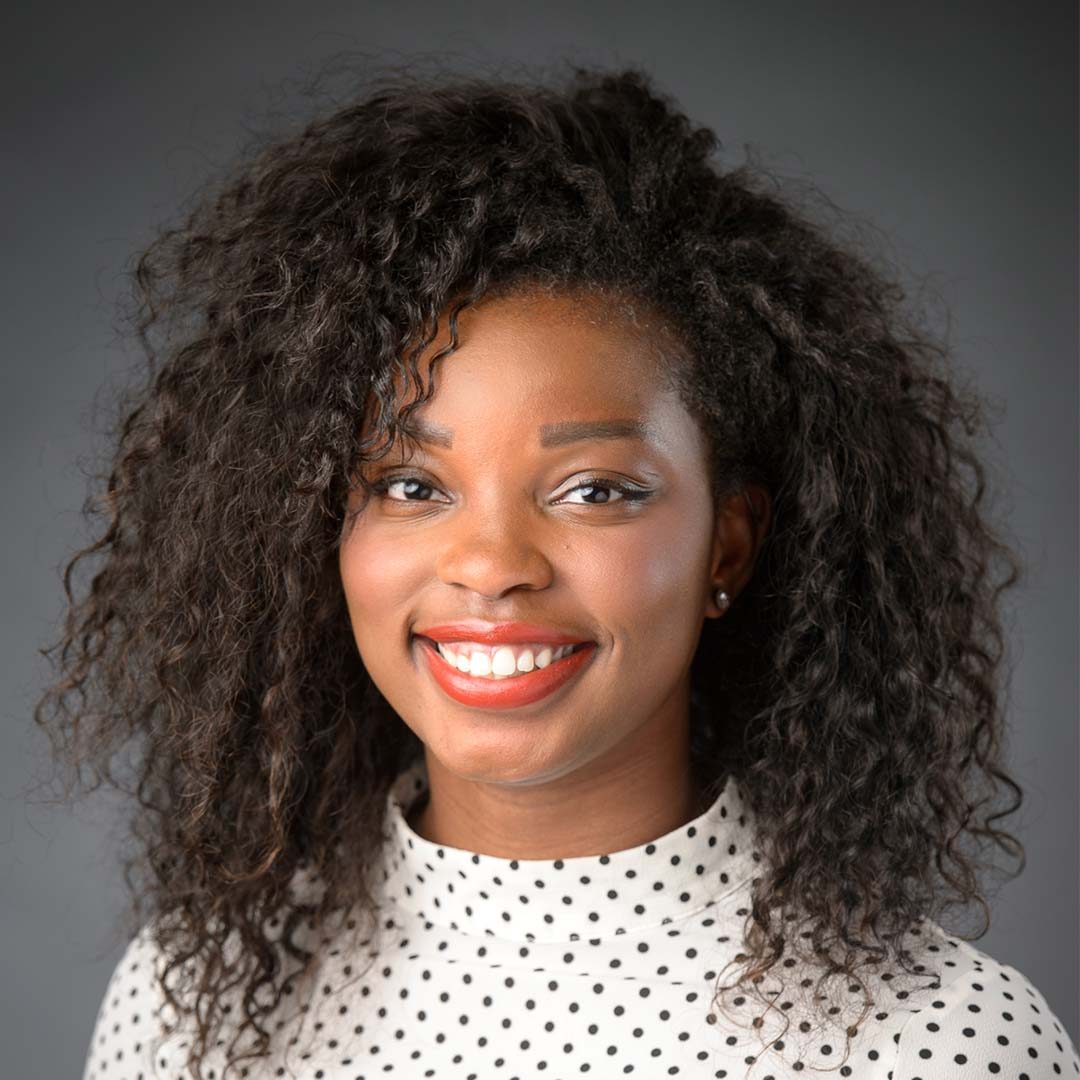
892, 960, 1080, 1080
82, 923, 171, 1080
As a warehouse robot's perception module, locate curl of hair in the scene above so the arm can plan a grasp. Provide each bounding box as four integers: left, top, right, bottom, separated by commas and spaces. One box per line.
35, 59, 1026, 1078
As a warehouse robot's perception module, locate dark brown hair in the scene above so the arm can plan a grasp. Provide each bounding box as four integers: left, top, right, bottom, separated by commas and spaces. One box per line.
35, 60, 1025, 1078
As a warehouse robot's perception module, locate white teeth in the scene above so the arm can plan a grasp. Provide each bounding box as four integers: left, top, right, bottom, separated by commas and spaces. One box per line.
468, 652, 491, 677
491, 647, 517, 676
433, 640, 580, 679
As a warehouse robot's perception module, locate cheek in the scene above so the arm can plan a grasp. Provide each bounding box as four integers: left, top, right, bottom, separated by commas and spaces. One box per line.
339, 527, 423, 637
578, 517, 709, 633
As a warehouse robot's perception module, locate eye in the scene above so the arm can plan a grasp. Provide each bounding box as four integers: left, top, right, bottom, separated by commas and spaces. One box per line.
558, 477, 652, 506
368, 473, 652, 507
369, 474, 447, 503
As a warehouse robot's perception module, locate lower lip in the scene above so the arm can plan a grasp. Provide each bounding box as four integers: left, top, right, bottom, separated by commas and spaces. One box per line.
415, 637, 598, 710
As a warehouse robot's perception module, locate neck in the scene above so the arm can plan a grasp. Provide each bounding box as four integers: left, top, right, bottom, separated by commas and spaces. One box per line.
406, 693, 711, 859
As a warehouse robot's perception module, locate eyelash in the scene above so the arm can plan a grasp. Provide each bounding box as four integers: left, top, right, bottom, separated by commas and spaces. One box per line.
368, 473, 652, 507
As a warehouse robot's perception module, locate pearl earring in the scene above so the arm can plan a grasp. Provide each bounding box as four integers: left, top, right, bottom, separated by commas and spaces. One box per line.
714, 586, 730, 614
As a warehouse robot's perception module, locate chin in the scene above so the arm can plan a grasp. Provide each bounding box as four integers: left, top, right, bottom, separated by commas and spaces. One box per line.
423, 726, 575, 786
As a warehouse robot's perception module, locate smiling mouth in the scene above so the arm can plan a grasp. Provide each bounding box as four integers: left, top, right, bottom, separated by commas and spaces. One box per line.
412, 636, 592, 679
411, 634, 598, 709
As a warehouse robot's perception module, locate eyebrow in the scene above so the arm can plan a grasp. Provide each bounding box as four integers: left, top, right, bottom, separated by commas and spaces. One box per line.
401, 417, 652, 449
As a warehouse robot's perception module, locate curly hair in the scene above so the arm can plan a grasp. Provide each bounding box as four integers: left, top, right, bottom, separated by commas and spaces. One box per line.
35, 60, 1026, 1078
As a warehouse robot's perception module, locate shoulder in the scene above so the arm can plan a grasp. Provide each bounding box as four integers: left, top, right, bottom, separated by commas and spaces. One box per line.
892, 937, 1079, 1079
82, 889, 332, 1080
81, 921, 176, 1080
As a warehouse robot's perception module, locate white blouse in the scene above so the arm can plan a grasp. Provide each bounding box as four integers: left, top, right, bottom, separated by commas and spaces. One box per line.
84, 758, 1079, 1079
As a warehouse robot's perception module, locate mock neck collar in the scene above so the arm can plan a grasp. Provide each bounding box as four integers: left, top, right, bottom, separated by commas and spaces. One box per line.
376, 757, 763, 944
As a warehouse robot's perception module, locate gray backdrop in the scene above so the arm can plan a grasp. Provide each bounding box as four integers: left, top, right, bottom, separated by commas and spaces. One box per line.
4, 2, 1076, 1076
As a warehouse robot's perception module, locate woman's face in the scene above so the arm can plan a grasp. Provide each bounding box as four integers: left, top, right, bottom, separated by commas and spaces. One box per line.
339, 290, 754, 791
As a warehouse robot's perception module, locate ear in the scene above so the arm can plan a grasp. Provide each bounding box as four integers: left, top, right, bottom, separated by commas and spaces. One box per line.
706, 484, 772, 617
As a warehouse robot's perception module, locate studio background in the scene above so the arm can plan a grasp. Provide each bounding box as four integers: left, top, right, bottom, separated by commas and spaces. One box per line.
3, 2, 1075, 1077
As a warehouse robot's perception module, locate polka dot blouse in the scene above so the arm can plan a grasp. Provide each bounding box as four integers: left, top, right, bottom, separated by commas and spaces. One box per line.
84, 758, 1079, 1079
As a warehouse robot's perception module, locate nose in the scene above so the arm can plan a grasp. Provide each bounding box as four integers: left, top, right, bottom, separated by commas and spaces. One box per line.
434, 503, 554, 600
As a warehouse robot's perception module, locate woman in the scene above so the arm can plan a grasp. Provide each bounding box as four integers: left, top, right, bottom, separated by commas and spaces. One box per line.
43, 64, 1077, 1079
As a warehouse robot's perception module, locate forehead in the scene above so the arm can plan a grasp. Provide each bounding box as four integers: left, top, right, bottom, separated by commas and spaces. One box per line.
388, 289, 677, 417
357, 288, 701, 464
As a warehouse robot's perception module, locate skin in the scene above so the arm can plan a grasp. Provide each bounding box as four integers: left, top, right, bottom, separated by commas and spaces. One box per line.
339, 289, 770, 859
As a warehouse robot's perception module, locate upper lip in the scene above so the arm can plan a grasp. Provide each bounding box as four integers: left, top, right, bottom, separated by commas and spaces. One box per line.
414, 621, 593, 646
